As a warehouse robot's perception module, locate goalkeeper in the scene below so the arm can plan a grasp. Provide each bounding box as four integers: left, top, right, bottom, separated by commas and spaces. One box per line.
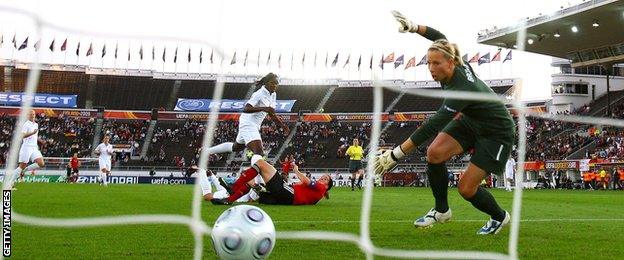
373, 11, 515, 235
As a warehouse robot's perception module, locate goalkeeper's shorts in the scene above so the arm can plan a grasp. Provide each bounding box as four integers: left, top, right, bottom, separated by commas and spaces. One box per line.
442, 118, 513, 175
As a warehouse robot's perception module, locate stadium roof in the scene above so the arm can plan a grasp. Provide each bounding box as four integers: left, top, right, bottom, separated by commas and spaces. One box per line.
477, 0, 624, 68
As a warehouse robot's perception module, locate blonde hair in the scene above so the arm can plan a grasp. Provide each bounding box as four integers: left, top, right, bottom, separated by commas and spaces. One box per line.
428, 39, 464, 66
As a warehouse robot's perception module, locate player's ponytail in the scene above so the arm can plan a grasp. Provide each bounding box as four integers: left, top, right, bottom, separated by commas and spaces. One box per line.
255, 72, 278, 87
428, 39, 464, 67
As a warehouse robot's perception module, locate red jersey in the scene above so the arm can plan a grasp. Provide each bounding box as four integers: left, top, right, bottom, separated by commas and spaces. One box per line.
70, 157, 80, 169
281, 161, 292, 173
292, 182, 327, 205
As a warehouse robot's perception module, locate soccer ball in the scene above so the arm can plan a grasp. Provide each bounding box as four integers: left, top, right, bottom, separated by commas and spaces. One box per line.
211, 205, 276, 259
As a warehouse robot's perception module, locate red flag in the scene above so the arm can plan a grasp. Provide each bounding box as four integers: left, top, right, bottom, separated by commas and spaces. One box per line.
491, 50, 501, 61
468, 52, 480, 63
404, 56, 416, 70
383, 52, 395, 63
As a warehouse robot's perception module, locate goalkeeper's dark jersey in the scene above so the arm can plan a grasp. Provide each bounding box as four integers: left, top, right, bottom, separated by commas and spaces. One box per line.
409, 27, 515, 146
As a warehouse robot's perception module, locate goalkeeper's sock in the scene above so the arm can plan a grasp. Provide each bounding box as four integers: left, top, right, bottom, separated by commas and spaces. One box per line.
427, 163, 449, 213
466, 186, 506, 222
207, 142, 234, 154
227, 167, 258, 202
350, 177, 355, 190
357, 175, 363, 188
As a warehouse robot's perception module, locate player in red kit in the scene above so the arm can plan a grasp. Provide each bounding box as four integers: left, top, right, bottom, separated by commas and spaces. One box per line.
69, 153, 80, 183
212, 158, 332, 206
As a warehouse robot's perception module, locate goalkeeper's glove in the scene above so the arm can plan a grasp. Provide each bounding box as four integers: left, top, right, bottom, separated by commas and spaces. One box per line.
391, 10, 416, 33
373, 146, 406, 176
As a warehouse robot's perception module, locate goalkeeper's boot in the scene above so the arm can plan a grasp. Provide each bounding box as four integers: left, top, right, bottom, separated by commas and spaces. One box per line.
477, 211, 510, 235
413, 208, 452, 228
218, 177, 232, 194
251, 183, 268, 194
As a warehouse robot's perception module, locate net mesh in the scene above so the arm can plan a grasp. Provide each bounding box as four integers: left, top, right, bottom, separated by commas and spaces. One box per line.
0, 4, 612, 260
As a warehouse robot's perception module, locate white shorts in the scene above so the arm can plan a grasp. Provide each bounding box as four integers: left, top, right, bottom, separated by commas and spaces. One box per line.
99, 158, 112, 171
18, 146, 42, 163
235, 125, 262, 145
505, 170, 514, 179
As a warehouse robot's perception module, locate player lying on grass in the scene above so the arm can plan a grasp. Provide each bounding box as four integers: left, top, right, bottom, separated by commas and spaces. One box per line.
211, 156, 333, 206
186, 166, 260, 203
373, 11, 514, 235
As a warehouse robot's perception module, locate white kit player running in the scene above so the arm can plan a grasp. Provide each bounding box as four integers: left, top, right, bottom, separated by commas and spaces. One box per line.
504, 156, 516, 192
205, 72, 289, 167
95, 135, 114, 186
7, 110, 46, 189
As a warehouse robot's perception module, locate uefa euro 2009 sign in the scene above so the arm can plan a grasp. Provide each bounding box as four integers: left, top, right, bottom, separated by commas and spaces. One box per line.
175, 98, 296, 113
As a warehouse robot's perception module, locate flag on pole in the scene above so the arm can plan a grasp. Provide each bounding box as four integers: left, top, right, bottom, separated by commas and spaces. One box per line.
325, 52, 329, 67
331, 53, 339, 67
492, 50, 501, 62
278, 53, 282, 68
230, 51, 237, 65
394, 54, 404, 68
199, 49, 203, 63
0, 34, 3, 47
244, 50, 249, 66
417, 55, 427, 66
174, 46, 178, 63
139, 45, 143, 60
101, 44, 106, 58
343, 54, 350, 68
357, 55, 362, 71
49, 38, 55, 51
210, 49, 214, 64
382, 52, 395, 63
18, 37, 28, 50
75, 41, 80, 55
503, 50, 512, 63
405, 56, 416, 70
301, 52, 306, 66
478, 52, 490, 65
468, 53, 480, 63
369, 55, 373, 69
314, 52, 318, 67
127, 48, 130, 61
257, 50, 260, 67
60, 38, 67, 51
86, 42, 93, 56
12, 34, 16, 48
379, 53, 384, 69
114, 42, 119, 59
266, 51, 271, 66
290, 52, 294, 70
152, 45, 155, 60
187, 48, 191, 62
161, 47, 166, 62
33, 39, 41, 51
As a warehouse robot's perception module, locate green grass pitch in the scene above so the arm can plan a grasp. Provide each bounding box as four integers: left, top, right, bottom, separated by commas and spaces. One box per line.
9, 183, 624, 259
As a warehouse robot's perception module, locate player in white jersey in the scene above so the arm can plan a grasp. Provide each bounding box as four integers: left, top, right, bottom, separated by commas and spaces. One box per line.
205, 73, 289, 167
188, 166, 258, 202
6, 110, 46, 189
504, 156, 516, 192
95, 135, 114, 186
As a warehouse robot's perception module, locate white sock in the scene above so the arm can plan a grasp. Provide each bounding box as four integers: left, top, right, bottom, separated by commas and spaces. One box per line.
248, 189, 260, 201
236, 193, 252, 203
24, 163, 40, 172
207, 142, 234, 154
101, 172, 108, 185
251, 154, 263, 166
200, 176, 213, 195
209, 175, 226, 192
